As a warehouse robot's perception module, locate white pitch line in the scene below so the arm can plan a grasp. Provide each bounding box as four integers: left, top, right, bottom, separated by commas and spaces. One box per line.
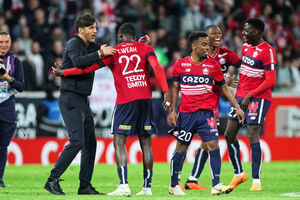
281, 192, 300, 197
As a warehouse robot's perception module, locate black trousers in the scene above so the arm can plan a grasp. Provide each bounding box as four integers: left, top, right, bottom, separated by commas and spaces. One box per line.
0, 121, 16, 179
49, 91, 96, 185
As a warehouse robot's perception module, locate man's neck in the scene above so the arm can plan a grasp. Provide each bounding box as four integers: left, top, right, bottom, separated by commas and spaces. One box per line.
208, 46, 218, 55
251, 37, 264, 46
78, 33, 88, 45
191, 54, 206, 63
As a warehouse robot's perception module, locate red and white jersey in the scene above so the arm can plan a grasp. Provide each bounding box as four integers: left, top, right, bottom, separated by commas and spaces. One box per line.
237, 41, 277, 101
102, 42, 156, 104
172, 56, 225, 113
208, 47, 241, 107
208, 47, 241, 76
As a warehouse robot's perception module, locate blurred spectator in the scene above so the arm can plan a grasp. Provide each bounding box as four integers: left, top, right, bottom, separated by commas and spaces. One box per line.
201, 0, 223, 30
290, 55, 300, 92
95, 12, 116, 45
11, 15, 27, 40
28, 41, 45, 90
44, 39, 63, 73
115, 0, 145, 35
180, 0, 202, 37
11, 40, 37, 90
31, 8, 51, 51
17, 26, 33, 55
275, 53, 294, 93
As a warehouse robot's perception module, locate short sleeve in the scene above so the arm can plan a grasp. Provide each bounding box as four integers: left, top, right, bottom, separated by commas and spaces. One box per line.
172, 60, 180, 82
214, 62, 225, 85
262, 47, 277, 71
227, 49, 241, 68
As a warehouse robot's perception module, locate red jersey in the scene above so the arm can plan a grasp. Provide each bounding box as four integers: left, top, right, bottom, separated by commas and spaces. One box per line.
208, 47, 241, 107
237, 41, 277, 102
102, 42, 160, 104
173, 56, 225, 113
207, 47, 241, 76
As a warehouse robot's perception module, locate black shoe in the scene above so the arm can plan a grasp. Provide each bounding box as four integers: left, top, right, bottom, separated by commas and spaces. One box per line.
0, 179, 6, 188
44, 178, 65, 195
78, 184, 105, 195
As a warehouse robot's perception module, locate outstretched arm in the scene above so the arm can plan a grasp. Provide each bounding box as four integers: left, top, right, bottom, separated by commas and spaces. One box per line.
52, 62, 101, 77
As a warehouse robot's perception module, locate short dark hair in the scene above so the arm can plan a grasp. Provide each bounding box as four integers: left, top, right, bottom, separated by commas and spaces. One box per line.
118, 23, 136, 38
74, 14, 96, 32
205, 25, 218, 32
246, 18, 265, 32
0, 31, 9, 36
188, 31, 208, 44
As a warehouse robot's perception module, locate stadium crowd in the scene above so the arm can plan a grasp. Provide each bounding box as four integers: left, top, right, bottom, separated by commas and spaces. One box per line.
0, 0, 299, 92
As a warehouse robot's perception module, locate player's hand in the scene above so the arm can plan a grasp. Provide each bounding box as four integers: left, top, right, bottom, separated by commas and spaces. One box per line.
162, 91, 171, 110
235, 107, 245, 124
138, 35, 151, 45
225, 75, 239, 88
100, 44, 116, 56
52, 62, 63, 77
168, 111, 178, 126
240, 93, 252, 112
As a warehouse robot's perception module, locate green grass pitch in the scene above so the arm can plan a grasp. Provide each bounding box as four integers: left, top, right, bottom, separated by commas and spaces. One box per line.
0, 162, 299, 200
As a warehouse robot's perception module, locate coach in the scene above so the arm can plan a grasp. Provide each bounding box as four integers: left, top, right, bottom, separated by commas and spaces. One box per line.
44, 14, 115, 195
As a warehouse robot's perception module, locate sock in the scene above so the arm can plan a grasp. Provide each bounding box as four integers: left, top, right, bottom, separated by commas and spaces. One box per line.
228, 141, 243, 175
143, 169, 153, 188
189, 148, 208, 181
170, 151, 185, 187
177, 153, 186, 181
209, 149, 221, 187
250, 142, 262, 179
117, 166, 128, 184
253, 178, 261, 185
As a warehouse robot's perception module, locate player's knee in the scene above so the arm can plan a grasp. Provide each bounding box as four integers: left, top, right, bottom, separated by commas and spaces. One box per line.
224, 131, 235, 144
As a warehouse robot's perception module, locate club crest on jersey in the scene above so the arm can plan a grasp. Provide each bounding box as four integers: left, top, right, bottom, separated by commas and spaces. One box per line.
253, 51, 258, 57
245, 48, 248, 51
219, 57, 226, 65
202, 68, 209, 75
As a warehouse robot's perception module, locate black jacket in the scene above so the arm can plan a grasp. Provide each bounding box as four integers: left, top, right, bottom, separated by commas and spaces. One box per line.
61, 35, 103, 96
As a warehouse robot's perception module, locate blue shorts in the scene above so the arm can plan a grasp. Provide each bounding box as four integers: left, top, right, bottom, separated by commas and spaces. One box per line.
111, 99, 157, 136
228, 97, 271, 125
169, 109, 219, 146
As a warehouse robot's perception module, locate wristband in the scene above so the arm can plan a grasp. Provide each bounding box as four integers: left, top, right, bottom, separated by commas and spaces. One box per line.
99, 49, 104, 57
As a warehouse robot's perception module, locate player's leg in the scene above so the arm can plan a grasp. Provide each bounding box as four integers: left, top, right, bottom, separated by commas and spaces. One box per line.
108, 133, 131, 196
248, 124, 263, 191
168, 112, 197, 195
205, 139, 233, 195
247, 98, 271, 191
108, 101, 139, 196
197, 109, 233, 195
225, 99, 248, 189
137, 135, 153, 195
185, 142, 209, 190
169, 141, 188, 195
